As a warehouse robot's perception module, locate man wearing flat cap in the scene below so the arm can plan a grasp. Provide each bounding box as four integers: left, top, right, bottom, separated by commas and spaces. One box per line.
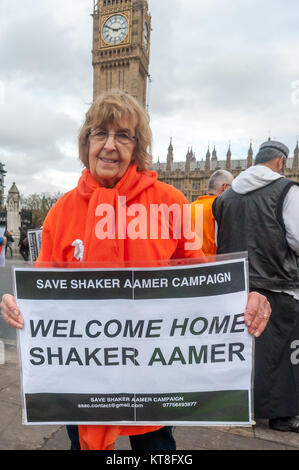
212, 139, 299, 432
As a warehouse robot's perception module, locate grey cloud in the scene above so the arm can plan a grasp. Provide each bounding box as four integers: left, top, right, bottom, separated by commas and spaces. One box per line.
3, 144, 82, 196
0, 99, 78, 151
0, 1, 91, 97
147, 0, 299, 157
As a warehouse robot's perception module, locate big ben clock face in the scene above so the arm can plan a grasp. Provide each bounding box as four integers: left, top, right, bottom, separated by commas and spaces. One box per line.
102, 14, 129, 45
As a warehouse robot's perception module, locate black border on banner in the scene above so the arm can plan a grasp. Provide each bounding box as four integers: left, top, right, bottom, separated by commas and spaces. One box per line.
13, 251, 252, 427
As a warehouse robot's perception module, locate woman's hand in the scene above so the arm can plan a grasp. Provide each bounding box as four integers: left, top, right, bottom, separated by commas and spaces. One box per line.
0, 291, 271, 336
0, 294, 24, 329
244, 291, 271, 338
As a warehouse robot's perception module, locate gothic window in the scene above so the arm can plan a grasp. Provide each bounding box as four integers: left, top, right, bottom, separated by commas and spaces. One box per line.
192, 181, 201, 190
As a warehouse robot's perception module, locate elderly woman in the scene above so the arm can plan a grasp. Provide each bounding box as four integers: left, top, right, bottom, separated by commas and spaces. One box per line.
1, 90, 270, 450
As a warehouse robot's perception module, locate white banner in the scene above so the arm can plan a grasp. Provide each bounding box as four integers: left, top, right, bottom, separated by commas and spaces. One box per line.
15, 256, 253, 426
27, 229, 42, 262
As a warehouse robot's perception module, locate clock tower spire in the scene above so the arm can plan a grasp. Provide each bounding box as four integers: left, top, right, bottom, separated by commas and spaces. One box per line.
92, 0, 151, 108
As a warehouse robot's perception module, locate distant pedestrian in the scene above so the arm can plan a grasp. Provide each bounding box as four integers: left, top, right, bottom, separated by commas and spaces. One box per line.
4, 230, 14, 258
18, 226, 29, 261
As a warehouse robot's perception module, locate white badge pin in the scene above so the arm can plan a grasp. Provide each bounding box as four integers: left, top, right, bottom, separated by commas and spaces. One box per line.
72, 239, 84, 262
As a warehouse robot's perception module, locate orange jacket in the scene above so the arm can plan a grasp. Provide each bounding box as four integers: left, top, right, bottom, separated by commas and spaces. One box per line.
37, 164, 205, 450
190, 195, 217, 257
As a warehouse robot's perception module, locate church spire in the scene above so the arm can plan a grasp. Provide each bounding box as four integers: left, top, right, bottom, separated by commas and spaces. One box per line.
212, 145, 217, 161
185, 147, 190, 173
189, 146, 196, 163
247, 140, 253, 168
293, 139, 299, 170
226, 144, 231, 170
166, 137, 174, 171
205, 146, 211, 171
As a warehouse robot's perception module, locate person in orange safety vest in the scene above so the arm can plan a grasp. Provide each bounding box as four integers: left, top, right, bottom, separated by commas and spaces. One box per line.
190, 170, 234, 256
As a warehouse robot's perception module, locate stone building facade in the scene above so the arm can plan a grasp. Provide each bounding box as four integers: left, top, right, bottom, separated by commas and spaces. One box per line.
153, 139, 299, 202
92, 0, 151, 106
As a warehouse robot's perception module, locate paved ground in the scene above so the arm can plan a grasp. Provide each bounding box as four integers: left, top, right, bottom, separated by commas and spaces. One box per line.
0, 253, 27, 342
1, 253, 299, 452
1, 340, 299, 451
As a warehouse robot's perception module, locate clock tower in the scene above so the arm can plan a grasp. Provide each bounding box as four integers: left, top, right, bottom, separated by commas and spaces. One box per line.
92, 0, 151, 108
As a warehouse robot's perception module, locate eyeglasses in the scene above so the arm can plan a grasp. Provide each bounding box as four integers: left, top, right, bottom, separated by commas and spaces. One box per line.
89, 130, 137, 145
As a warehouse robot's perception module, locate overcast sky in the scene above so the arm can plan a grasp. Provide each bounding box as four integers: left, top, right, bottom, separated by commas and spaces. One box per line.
1, 0, 299, 198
